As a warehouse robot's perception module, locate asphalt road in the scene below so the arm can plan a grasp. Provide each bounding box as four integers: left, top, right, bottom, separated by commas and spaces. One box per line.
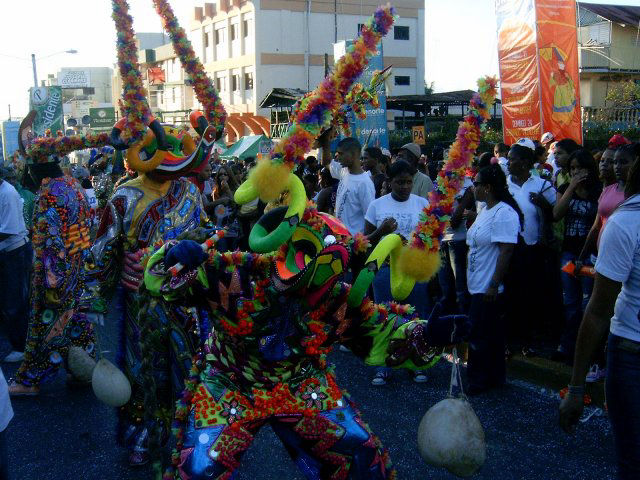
3, 307, 616, 480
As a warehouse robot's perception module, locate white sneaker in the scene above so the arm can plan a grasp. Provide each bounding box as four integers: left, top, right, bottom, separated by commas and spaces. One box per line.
3, 351, 24, 363
413, 370, 429, 383
586, 364, 605, 383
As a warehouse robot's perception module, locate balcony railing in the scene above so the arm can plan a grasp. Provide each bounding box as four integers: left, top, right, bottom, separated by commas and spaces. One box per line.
582, 106, 640, 128
580, 45, 640, 72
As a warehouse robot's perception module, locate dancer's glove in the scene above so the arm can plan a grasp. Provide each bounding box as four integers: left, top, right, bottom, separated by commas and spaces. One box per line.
166, 240, 208, 270
121, 249, 146, 292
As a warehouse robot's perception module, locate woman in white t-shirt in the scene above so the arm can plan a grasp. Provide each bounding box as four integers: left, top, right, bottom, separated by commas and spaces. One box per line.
466, 164, 522, 395
560, 150, 640, 479
364, 160, 430, 386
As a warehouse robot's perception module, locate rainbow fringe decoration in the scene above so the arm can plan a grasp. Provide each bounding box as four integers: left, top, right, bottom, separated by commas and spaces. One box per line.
26, 133, 111, 161
112, 0, 154, 144
26, 0, 152, 161
272, 4, 395, 171
396, 76, 498, 283
152, 0, 227, 130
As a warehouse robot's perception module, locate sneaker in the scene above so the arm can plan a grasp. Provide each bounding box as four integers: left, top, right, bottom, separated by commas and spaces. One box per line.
413, 370, 429, 383
371, 370, 391, 386
2, 351, 24, 363
8, 381, 39, 396
586, 364, 606, 383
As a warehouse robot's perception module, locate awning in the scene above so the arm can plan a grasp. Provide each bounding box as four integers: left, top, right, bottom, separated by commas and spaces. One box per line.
220, 135, 272, 160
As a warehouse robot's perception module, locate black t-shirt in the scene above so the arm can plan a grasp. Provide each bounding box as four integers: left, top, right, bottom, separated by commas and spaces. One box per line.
558, 183, 601, 255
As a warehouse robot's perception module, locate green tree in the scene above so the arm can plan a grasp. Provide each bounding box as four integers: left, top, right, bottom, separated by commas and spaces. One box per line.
605, 80, 640, 107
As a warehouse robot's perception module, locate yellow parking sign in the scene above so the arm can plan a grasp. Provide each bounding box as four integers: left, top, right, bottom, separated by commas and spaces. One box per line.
412, 126, 425, 145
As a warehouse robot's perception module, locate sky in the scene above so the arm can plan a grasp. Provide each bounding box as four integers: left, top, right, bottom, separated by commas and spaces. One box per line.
1, 0, 639, 119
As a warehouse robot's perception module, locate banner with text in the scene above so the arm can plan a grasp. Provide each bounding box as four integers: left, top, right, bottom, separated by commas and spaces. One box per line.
1, 121, 20, 161
495, 0, 542, 144
29, 86, 64, 136
334, 40, 389, 150
536, 0, 582, 143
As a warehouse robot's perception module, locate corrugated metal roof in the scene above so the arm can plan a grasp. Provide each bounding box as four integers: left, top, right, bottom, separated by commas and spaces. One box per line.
578, 2, 640, 26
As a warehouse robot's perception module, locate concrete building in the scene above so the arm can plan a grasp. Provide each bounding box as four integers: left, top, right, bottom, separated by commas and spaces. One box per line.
577, 3, 640, 108
189, 0, 424, 124
44, 67, 113, 129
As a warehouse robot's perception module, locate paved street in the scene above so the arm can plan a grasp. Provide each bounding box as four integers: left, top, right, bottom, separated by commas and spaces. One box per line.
4, 308, 616, 480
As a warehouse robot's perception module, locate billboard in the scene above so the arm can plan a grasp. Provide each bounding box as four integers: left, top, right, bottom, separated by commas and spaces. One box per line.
1, 121, 20, 161
495, 0, 582, 144
536, 0, 582, 143
58, 69, 91, 88
29, 86, 64, 136
495, 0, 542, 144
334, 40, 389, 150
89, 107, 116, 129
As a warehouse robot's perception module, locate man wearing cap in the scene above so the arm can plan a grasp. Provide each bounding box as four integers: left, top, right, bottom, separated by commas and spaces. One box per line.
540, 132, 555, 153
397, 142, 434, 199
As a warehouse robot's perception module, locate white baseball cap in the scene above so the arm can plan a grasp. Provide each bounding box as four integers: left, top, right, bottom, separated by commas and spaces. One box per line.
515, 138, 536, 151
540, 132, 555, 145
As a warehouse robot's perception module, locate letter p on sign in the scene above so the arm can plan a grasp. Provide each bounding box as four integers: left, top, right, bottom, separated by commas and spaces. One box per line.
412, 126, 425, 145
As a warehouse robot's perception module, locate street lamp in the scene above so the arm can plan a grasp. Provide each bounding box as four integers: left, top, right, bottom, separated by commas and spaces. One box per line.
31, 49, 78, 88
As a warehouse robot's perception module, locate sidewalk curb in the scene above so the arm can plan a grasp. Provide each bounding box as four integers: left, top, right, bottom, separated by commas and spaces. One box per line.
507, 354, 606, 406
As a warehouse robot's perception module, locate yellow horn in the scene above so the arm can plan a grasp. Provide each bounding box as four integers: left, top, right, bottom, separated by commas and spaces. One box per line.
125, 129, 165, 173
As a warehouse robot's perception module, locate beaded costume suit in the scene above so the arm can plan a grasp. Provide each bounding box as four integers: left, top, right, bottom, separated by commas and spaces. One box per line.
14, 176, 96, 386
91, 174, 207, 454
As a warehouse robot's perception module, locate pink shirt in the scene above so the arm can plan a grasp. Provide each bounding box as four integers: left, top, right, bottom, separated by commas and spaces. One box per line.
598, 183, 625, 245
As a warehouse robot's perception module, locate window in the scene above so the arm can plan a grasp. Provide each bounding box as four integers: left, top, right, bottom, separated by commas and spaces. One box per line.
215, 29, 222, 44
215, 77, 221, 91
232, 74, 240, 91
244, 72, 253, 90
172, 87, 176, 103
204, 32, 209, 48
357, 23, 364, 35
243, 19, 250, 37
394, 75, 410, 86
231, 24, 238, 41
394, 26, 409, 40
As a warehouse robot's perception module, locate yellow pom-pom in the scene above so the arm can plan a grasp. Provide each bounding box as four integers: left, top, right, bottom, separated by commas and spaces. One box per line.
248, 159, 291, 202
397, 247, 441, 283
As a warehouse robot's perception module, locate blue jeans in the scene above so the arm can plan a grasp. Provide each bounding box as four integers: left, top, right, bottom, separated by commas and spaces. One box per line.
559, 251, 594, 357
606, 334, 640, 479
438, 240, 469, 313
0, 242, 32, 355
372, 264, 430, 376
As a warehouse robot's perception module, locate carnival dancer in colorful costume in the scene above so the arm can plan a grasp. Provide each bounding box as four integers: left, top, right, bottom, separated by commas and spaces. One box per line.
90, 0, 227, 466
14, 0, 228, 466
140, 3, 497, 477
8, 159, 97, 396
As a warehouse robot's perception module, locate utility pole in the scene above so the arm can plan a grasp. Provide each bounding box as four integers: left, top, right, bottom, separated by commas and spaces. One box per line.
31, 54, 38, 87
8, 104, 10, 121
334, 0, 338, 43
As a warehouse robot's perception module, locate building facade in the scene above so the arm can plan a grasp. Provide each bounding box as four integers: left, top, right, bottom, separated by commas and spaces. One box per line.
578, 4, 640, 108
189, 0, 425, 122
44, 67, 113, 131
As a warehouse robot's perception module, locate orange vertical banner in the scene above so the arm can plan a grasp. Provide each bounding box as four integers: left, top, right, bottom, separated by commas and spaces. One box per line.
536, 0, 582, 143
495, 0, 542, 145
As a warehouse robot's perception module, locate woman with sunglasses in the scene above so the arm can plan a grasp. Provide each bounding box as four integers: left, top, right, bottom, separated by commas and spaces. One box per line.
466, 164, 523, 395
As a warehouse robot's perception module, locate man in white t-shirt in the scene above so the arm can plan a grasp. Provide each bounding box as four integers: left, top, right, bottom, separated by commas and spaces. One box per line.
0, 177, 31, 363
560, 191, 640, 475
326, 137, 375, 235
